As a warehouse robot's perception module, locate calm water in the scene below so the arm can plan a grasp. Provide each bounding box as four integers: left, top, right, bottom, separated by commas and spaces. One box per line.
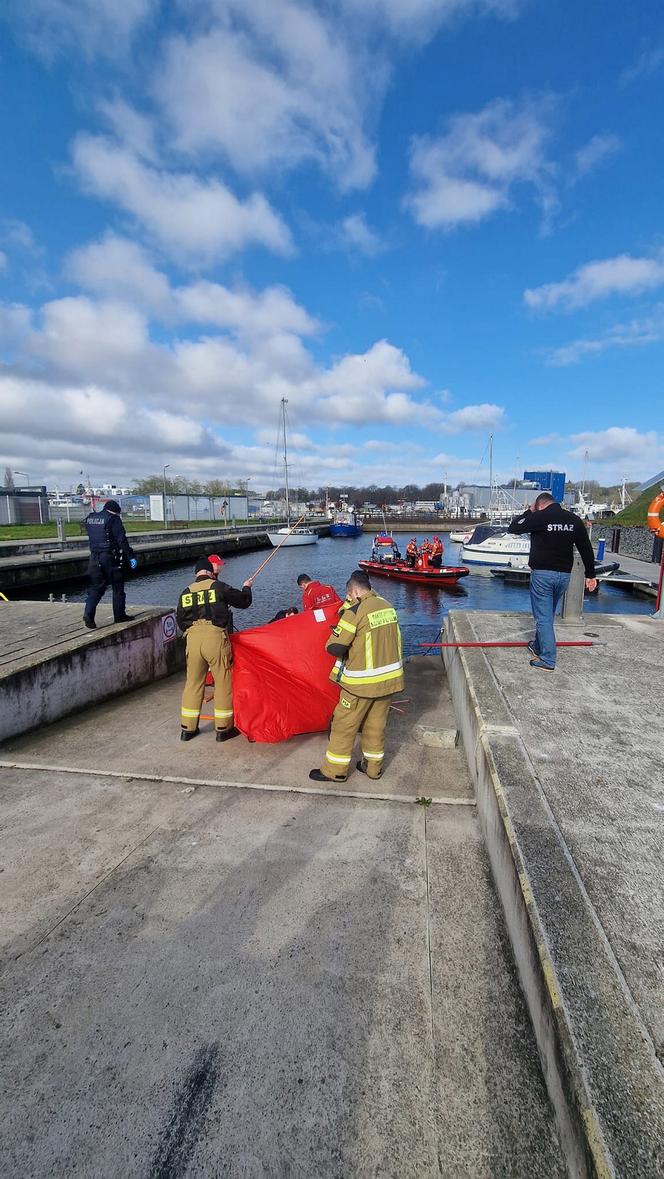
58, 531, 654, 658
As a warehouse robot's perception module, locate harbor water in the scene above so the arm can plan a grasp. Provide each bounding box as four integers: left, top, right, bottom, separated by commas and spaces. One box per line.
60, 531, 654, 657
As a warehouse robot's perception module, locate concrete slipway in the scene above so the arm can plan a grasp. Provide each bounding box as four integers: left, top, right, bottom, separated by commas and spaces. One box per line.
0, 603, 662, 1176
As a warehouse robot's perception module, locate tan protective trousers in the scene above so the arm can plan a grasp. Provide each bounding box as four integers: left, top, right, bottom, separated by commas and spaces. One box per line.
320, 691, 392, 780
180, 622, 234, 732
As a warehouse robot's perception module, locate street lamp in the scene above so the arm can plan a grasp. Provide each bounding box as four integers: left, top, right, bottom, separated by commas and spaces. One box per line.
162, 464, 170, 530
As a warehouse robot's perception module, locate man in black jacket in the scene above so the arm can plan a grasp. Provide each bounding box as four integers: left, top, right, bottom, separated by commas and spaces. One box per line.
508, 493, 597, 670
176, 556, 253, 742
83, 500, 137, 629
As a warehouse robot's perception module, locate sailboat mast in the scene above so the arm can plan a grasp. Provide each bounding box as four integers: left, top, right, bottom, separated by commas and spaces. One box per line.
281, 397, 290, 523
489, 433, 494, 515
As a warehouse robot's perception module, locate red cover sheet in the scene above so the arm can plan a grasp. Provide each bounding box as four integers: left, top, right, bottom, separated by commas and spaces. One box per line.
230, 603, 341, 743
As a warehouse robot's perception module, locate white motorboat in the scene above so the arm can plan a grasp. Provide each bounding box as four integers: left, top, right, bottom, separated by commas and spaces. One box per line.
460, 523, 530, 570
267, 397, 318, 547
450, 529, 473, 543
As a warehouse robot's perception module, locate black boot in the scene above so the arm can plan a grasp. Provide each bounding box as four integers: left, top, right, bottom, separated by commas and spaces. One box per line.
356, 759, 382, 779
216, 727, 239, 742
115, 614, 136, 623
83, 614, 96, 629
180, 728, 199, 742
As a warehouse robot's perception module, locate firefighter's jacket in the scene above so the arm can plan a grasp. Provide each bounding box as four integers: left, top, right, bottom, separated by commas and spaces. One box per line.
326, 590, 404, 698
176, 576, 252, 633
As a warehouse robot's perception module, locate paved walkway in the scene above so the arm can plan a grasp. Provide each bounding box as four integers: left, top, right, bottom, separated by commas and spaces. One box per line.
0, 661, 564, 1177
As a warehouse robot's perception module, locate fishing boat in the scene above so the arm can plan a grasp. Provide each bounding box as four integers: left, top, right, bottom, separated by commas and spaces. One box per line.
267, 398, 318, 548
460, 523, 530, 570
329, 503, 363, 538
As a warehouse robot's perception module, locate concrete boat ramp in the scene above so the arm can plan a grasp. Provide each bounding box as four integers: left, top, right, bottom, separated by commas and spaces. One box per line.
1, 604, 663, 1176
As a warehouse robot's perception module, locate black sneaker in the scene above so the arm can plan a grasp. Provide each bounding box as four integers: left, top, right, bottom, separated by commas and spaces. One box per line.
180, 729, 199, 742
115, 614, 135, 623
83, 615, 96, 630
527, 641, 539, 658
216, 727, 239, 742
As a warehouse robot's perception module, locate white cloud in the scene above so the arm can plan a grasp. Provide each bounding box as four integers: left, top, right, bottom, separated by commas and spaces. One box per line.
71, 135, 293, 265
574, 133, 621, 177
340, 0, 520, 42
405, 98, 556, 231
338, 213, 383, 256
4, 0, 154, 60
153, 9, 376, 190
176, 281, 319, 339
0, 218, 40, 255
568, 427, 660, 465
0, 302, 33, 350
442, 403, 505, 433
525, 252, 664, 312
66, 234, 173, 314
620, 46, 664, 87
545, 304, 664, 366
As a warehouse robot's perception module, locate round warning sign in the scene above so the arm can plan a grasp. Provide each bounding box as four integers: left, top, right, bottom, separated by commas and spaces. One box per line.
161, 613, 177, 642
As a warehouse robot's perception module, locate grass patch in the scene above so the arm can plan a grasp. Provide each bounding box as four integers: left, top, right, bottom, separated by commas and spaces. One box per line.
0, 519, 261, 542
612, 483, 663, 527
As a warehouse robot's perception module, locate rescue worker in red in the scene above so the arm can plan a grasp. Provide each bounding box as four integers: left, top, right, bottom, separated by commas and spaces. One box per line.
309, 569, 404, 783
177, 557, 253, 743
406, 538, 418, 567
430, 535, 444, 567
297, 573, 342, 610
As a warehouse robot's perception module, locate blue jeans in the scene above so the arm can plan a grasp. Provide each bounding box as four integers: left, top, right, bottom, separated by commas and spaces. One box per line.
529, 569, 570, 667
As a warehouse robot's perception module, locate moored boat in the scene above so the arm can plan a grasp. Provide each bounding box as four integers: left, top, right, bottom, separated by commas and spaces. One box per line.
460, 523, 530, 570
329, 508, 363, 538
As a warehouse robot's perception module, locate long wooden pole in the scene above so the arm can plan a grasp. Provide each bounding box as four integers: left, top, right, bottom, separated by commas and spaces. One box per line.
246, 515, 308, 583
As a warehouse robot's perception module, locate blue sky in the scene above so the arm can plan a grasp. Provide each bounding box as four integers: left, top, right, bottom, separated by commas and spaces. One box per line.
1, 0, 663, 492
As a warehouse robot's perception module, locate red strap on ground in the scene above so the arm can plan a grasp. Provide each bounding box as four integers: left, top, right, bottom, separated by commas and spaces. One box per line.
419, 641, 593, 648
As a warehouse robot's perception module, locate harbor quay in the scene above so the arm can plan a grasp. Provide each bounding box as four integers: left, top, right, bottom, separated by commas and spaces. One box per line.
0, 602, 662, 1175
0, 525, 279, 594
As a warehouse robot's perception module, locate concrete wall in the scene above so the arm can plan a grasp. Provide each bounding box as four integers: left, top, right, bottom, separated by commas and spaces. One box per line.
0, 610, 184, 743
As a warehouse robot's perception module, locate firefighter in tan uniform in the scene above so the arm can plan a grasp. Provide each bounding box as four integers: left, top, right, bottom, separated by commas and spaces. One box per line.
176, 557, 253, 742
309, 569, 404, 782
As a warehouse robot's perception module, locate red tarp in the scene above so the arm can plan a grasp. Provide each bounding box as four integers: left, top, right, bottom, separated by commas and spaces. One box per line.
230, 604, 341, 743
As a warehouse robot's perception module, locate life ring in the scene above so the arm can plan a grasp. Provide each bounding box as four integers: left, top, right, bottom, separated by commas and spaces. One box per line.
646, 491, 664, 538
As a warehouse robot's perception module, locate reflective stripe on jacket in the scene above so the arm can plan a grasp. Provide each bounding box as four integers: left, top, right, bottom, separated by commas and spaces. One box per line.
176, 577, 252, 631
326, 590, 404, 698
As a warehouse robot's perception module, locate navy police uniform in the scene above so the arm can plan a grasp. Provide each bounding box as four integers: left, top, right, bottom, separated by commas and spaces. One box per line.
83, 501, 135, 626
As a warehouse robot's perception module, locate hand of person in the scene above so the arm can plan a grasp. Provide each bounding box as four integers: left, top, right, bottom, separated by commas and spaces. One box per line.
129, 557, 138, 570
585, 577, 597, 592
243, 578, 253, 588
530, 502, 538, 512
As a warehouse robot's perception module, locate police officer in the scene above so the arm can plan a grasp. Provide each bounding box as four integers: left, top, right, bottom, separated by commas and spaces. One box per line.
83, 499, 137, 629
309, 569, 404, 783
177, 557, 253, 742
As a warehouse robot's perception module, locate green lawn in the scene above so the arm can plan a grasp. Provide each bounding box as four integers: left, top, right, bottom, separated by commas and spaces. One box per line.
611, 484, 663, 527
0, 519, 258, 542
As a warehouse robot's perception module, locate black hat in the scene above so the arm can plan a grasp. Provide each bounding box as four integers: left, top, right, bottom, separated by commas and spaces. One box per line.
195, 557, 214, 575
104, 499, 121, 514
